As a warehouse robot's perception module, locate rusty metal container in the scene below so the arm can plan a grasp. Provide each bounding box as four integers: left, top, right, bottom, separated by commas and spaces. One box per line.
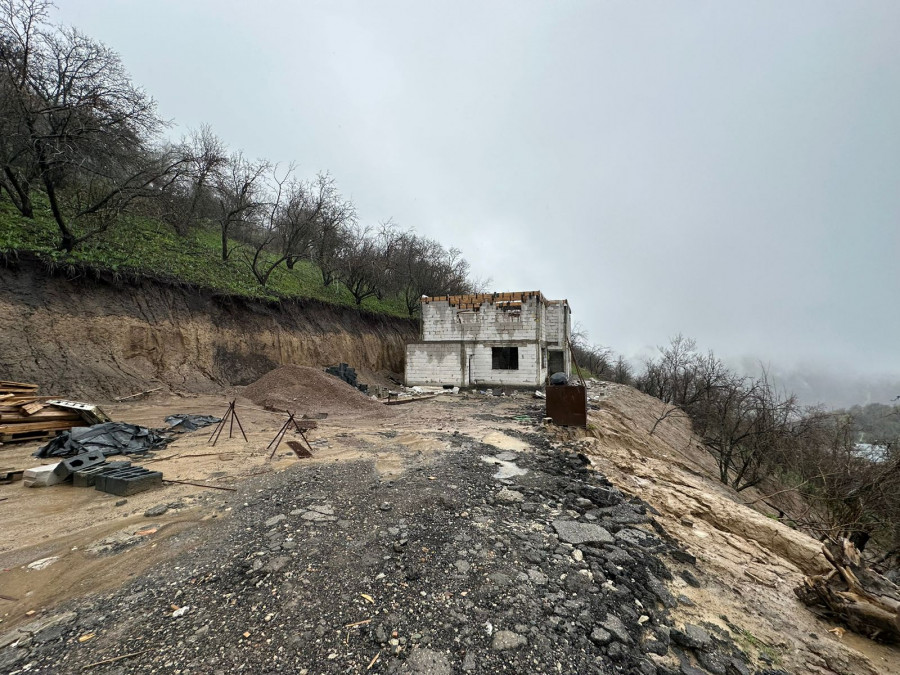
546, 384, 587, 427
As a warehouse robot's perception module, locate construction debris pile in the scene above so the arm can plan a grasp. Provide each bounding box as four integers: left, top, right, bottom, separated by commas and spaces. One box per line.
24, 422, 169, 495
0, 380, 176, 497
0, 382, 109, 444
23, 453, 162, 495
34, 422, 169, 458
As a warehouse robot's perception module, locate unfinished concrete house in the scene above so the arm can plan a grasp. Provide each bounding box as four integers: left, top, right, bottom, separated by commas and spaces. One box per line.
405, 291, 571, 388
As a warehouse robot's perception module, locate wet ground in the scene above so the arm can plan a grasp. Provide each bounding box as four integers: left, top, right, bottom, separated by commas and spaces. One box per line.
1, 389, 897, 674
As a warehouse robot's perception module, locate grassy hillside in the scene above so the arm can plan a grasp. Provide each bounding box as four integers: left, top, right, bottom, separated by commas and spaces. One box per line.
0, 199, 409, 316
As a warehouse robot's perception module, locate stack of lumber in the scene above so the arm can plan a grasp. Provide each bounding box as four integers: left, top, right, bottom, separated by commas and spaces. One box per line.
0, 382, 84, 444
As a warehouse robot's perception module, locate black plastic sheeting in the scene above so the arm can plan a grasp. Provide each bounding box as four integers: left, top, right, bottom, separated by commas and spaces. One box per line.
35, 423, 170, 458
549, 372, 569, 386
165, 414, 221, 433
325, 363, 369, 394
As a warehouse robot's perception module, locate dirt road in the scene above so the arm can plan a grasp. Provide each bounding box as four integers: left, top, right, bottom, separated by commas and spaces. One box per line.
0, 388, 897, 674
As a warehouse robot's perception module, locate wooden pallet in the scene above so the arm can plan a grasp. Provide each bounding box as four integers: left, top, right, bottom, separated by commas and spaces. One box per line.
0, 409, 82, 423
0, 469, 24, 484
0, 429, 60, 444
0, 420, 78, 433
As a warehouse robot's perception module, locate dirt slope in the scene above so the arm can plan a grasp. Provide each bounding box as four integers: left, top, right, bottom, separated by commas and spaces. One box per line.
0, 262, 416, 399
569, 381, 900, 675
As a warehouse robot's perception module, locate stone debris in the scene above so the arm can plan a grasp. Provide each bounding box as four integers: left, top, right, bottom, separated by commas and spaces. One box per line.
0, 419, 769, 675
552, 520, 615, 546
671, 623, 713, 651
26, 556, 59, 571
145, 504, 169, 517
22, 463, 63, 487
491, 630, 527, 650
399, 648, 453, 674
300, 504, 337, 522
495, 488, 524, 503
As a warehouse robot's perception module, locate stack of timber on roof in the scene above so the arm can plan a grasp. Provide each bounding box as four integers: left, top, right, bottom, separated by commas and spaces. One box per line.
405, 290, 573, 388
0, 382, 97, 444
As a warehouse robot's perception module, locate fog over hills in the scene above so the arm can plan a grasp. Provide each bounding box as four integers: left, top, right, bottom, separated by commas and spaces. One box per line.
733, 358, 900, 409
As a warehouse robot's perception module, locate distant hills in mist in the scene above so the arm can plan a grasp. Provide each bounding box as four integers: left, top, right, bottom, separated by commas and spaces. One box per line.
732, 358, 900, 409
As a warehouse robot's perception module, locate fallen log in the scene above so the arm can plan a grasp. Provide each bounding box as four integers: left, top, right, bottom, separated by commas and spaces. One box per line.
795, 539, 900, 642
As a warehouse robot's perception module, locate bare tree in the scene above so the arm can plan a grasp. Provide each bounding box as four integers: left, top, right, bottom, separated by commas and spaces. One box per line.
393, 233, 442, 315
313, 176, 355, 286
0, 69, 35, 216
212, 152, 268, 261
0, 0, 46, 217
0, 2, 179, 250
784, 411, 900, 554
240, 163, 291, 285
176, 125, 227, 234
279, 173, 333, 270
570, 325, 617, 379
336, 223, 383, 305
387, 232, 475, 316
611, 355, 633, 385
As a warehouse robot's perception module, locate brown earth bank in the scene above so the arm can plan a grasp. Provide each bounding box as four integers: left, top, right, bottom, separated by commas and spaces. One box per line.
0, 261, 417, 399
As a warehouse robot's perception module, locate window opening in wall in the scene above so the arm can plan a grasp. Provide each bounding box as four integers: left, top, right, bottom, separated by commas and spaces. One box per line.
548, 350, 564, 374
492, 347, 519, 370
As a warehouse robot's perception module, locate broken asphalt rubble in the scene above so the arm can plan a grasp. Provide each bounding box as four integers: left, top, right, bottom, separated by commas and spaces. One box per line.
0, 431, 784, 674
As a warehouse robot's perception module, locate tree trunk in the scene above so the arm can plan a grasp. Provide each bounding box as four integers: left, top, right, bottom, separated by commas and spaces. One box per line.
849, 530, 870, 553
42, 174, 75, 252
795, 539, 900, 641
2, 167, 34, 218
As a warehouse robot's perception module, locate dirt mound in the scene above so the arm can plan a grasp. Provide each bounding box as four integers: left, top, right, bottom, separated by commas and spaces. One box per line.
242, 364, 393, 419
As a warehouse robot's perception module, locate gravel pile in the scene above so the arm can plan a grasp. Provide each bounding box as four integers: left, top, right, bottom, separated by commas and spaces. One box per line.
0, 429, 784, 674
243, 364, 393, 419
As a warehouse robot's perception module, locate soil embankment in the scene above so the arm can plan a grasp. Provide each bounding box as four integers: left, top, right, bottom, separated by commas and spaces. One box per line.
0, 261, 417, 399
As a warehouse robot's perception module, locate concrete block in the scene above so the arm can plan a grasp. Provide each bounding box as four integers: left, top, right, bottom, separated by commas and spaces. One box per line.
23, 463, 64, 487
95, 466, 163, 496
53, 450, 106, 480
72, 461, 132, 488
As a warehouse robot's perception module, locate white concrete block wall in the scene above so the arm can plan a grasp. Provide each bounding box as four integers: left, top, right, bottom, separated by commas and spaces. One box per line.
545, 303, 569, 346
545, 309, 561, 346
405, 343, 464, 386
421, 299, 541, 343
468, 343, 542, 387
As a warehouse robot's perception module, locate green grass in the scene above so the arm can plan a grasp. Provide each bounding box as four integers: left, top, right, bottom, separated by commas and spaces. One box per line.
724, 620, 781, 666
572, 365, 595, 379
0, 198, 410, 317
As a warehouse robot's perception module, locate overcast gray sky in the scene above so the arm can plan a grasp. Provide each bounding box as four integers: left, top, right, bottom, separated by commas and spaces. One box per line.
59, 1, 900, 402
